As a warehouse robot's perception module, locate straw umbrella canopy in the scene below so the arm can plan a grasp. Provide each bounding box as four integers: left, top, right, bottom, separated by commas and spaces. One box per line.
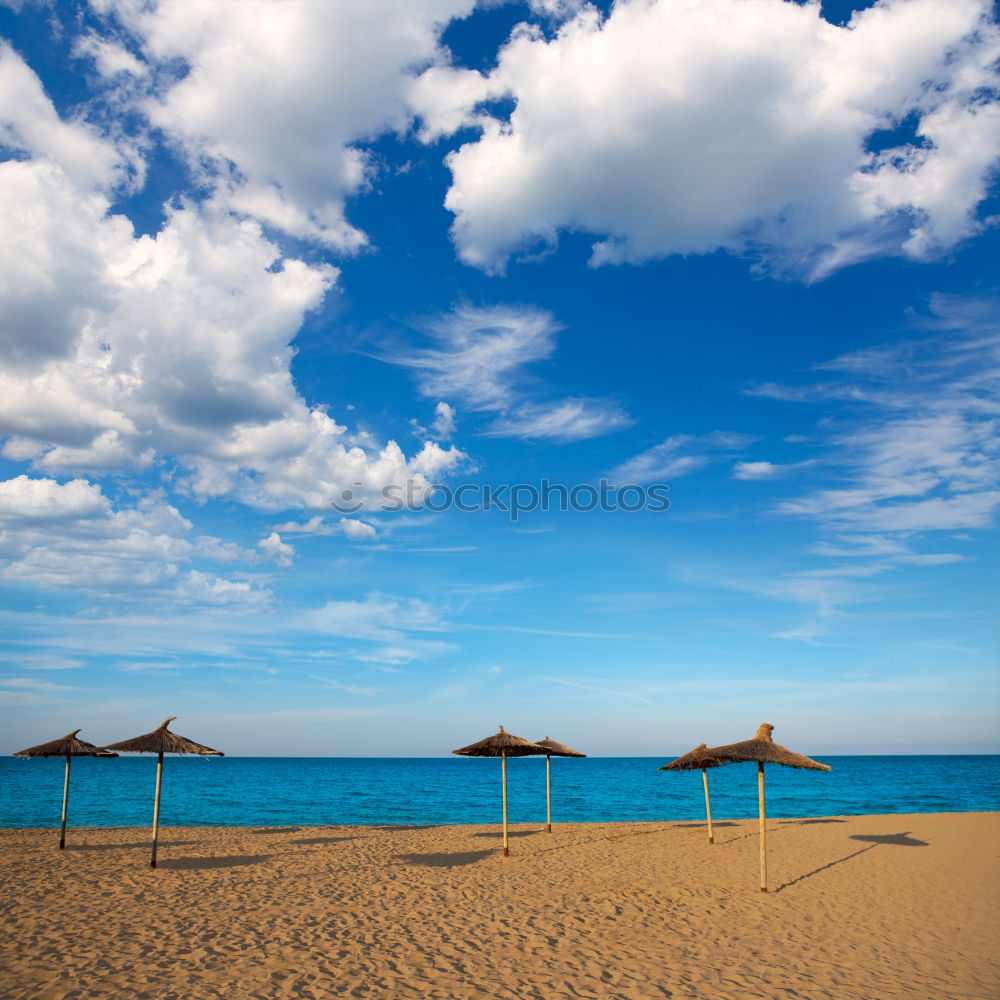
13, 730, 118, 850
103, 717, 223, 868
660, 743, 729, 845
708, 723, 830, 892
453, 726, 546, 856
533, 737, 585, 833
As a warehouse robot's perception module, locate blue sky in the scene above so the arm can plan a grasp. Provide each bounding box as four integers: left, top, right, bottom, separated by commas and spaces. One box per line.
1, 0, 998, 756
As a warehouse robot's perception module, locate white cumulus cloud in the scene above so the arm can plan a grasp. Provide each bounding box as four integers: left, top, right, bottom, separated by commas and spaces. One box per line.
177, 570, 271, 607
105, 0, 474, 250
0, 54, 464, 512
432, 401, 457, 439
0, 475, 263, 594
415, 0, 1000, 279
339, 519, 379, 542
734, 461, 779, 481
258, 532, 295, 568
0, 41, 139, 193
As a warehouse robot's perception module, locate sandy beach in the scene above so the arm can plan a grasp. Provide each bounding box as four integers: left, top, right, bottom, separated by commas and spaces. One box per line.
1, 812, 997, 1000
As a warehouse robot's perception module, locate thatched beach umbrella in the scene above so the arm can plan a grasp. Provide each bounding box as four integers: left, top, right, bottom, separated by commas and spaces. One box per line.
709, 722, 830, 892
534, 737, 585, 833
660, 743, 728, 845
103, 717, 223, 868
453, 726, 545, 856
13, 730, 118, 850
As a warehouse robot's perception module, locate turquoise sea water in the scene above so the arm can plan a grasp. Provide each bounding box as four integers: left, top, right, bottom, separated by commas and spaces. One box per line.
1, 755, 997, 829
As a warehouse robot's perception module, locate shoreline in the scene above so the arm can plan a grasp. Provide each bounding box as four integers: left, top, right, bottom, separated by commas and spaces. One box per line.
3, 803, 999, 832
3, 812, 998, 999
0, 807, 1000, 833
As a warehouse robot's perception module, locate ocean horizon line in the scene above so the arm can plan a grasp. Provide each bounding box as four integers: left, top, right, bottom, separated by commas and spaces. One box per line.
5, 807, 999, 832
10, 751, 987, 759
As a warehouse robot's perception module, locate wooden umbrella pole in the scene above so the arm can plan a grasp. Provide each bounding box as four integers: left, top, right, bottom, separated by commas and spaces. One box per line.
59, 754, 71, 850
758, 760, 767, 892
546, 755, 552, 833
501, 752, 509, 857
151, 750, 164, 869
702, 767, 714, 845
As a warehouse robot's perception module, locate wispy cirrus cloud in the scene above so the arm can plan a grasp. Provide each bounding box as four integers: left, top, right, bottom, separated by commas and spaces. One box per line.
0, 675, 80, 707
305, 675, 383, 697
756, 295, 1000, 537
610, 431, 757, 484
300, 592, 454, 644
731, 459, 816, 481
484, 398, 631, 442
389, 304, 632, 442
537, 674, 664, 708
3, 654, 85, 671
703, 294, 998, 650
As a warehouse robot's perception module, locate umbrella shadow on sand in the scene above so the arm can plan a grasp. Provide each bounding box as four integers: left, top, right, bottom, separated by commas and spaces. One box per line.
471, 829, 541, 839
675, 821, 740, 830
66, 840, 199, 851
849, 832, 929, 847
779, 818, 848, 826
290, 836, 358, 845
396, 850, 494, 868
774, 831, 929, 892
718, 822, 829, 845
157, 854, 272, 870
